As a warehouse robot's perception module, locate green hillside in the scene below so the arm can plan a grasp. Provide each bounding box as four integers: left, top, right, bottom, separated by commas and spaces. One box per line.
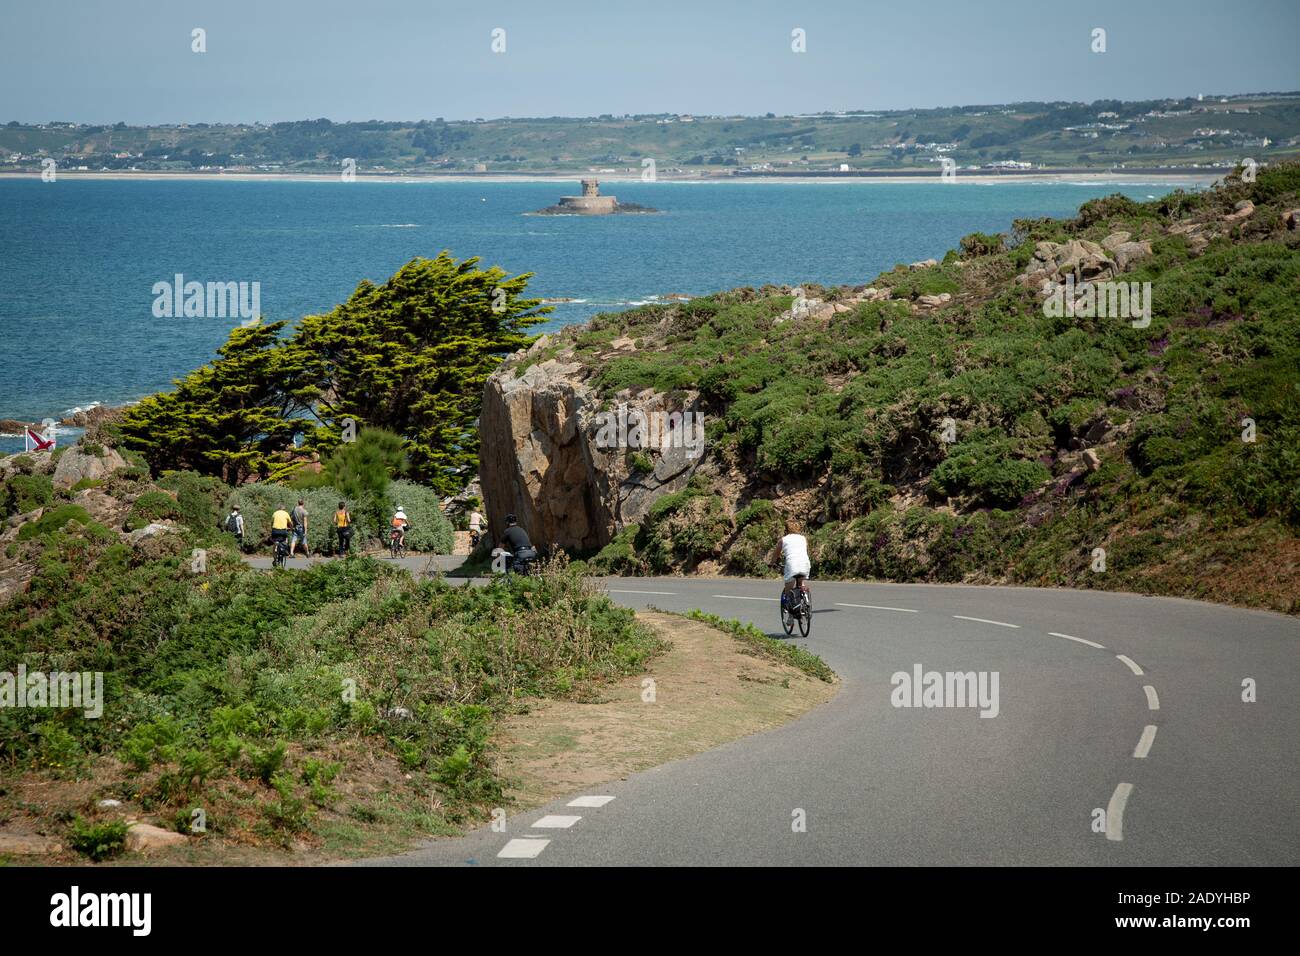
4, 92, 1299, 175
544, 163, 1300, 613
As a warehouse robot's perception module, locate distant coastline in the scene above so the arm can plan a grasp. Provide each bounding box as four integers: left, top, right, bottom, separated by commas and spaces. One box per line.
0, 169, 1222, 186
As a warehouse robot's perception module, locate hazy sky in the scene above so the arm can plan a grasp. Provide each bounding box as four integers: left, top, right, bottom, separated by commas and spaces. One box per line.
2, 0, 1297, 123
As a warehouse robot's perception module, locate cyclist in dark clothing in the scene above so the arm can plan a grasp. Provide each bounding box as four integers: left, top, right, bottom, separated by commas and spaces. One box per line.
499, 514, 536, 573
501, 516, 532, 553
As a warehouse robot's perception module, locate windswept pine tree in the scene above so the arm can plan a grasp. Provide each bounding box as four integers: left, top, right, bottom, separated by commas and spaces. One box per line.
118, 252, 549, 491
117, 321, 314, 484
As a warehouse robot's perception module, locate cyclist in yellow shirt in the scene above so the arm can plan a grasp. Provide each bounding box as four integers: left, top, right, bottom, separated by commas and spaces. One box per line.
271, 506, 292, 559
333, 501, 353, 556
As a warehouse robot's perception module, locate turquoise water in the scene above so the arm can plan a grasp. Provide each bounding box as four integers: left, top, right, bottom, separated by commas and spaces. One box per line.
0, 177, 1189, 452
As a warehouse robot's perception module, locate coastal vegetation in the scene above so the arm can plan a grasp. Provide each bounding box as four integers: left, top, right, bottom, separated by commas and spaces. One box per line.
568, 162, 1300, 613
0, 450, 663, 856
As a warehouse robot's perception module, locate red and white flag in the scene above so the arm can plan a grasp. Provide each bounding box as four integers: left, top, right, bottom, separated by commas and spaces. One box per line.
25, 427, 55, 452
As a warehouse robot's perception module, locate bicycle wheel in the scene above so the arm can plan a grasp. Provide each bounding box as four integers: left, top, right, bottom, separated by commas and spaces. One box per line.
781, 598, 795, 635
798, 594, 812, 637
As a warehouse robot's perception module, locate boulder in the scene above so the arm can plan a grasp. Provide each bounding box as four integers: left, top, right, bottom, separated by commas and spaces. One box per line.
1082, 449, 1101, 472
1282, 208, 1299, 230
478, 358, 701, 553
126, 521, 182, 545
1101, 231, 1132, 253
1224, 200, 1255, 222
51, 444, 127, 490
1055, 239, 1114, 280
1111, 240, 1153, 272
917, 293, 952, 307
0, 831, 62, 855
125, 822, 187, 853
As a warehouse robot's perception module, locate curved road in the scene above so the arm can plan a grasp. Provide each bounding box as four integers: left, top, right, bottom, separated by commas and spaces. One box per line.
253, 559, 1298, 866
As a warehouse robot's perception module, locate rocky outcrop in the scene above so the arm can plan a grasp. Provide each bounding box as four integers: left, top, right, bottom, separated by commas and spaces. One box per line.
1019, 232, 1153, 292
51, 444, 127, 490
478, 347, 701, 552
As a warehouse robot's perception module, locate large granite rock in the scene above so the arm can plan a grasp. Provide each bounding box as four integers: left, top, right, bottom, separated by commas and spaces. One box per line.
478, 351, 701, 553
51, 444, 127, 490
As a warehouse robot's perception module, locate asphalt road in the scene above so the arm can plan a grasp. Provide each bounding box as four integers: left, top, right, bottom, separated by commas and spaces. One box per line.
328, 569, 1298, 867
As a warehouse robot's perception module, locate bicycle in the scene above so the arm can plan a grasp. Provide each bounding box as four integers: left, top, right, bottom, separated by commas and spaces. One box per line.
389, 528, 407, 559
492, 546, 537, 576
780, 574, 812, 638
272, 534, 290, 570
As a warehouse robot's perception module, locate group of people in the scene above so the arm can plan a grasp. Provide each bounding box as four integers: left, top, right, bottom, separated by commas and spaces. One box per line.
223, 498, 805, 597
223, 499, 414, 558
221, 500, 493, 561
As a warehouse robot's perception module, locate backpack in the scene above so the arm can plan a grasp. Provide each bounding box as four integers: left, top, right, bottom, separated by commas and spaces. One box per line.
225, 513, 240, 533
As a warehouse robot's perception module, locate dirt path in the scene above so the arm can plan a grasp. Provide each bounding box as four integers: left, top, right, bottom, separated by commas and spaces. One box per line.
494, 611, 838, 809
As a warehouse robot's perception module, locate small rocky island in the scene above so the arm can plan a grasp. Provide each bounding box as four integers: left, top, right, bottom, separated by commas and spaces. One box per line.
529, 179, 658, 215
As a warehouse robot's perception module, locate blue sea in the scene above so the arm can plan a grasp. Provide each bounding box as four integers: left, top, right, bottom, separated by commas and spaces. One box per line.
0, 177, 1197, 453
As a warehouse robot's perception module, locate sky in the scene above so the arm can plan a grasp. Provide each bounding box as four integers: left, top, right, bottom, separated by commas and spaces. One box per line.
1, 0, 1297, 124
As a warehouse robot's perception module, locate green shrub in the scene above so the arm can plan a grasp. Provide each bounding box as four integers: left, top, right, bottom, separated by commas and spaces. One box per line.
3, 473, 53, 516
125, 490, 182, 530
16, 504, 93, 540
157, 470, 227, 536
587, 524, 644, 575
959, 231, 1004, 257
68, 817, 128, 862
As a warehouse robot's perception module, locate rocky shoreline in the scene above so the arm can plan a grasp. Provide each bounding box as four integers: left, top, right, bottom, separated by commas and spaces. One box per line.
0, 404, 124, 437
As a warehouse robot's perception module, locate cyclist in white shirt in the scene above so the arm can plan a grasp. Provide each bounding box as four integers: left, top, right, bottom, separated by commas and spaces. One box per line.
778, 517, 811, 609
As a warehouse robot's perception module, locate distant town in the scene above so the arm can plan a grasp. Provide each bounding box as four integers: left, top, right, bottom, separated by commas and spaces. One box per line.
3, 91, 1297, 178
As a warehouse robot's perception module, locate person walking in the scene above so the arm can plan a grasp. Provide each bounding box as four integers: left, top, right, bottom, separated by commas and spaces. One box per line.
290, 498, 310, 558
224, 506, 245, 552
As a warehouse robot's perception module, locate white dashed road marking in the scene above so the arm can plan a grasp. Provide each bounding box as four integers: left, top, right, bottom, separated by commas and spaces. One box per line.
711, 594, 779, 602
1133, 724, 1158, 759
568, 795, 616, 808
837, 603, 919, 613
1049, 631, 1105, 649
952, 615, 1020, 628
1107, 783, 1133, 842
498, 838, 550, 859
607, 589, 677, 595
532, 815, 582, 829
1117, 654, 1144, 676
1144, 685, 1160, 710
